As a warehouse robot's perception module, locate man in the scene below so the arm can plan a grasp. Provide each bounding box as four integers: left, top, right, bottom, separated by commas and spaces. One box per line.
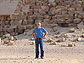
32, 22, 48, 59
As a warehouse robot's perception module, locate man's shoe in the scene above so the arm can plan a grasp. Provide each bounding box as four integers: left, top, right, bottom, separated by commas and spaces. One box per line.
41, 57, 44, 59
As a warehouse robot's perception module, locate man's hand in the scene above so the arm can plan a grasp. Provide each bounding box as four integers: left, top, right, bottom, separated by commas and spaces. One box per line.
32, 32, 37, 39
40, 36, 45, 39
40, 32, 48, 39
34, 37, 37, 39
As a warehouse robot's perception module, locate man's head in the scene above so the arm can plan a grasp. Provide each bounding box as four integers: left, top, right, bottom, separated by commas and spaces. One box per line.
36, 22, 41, 28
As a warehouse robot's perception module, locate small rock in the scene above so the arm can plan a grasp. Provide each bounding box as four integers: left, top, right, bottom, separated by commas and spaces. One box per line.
61, 45, 67, 47
3, 39, 9, 44
82, 29, 84, 33
52, 2, 56, 7
68, 43, 76, 47
63, 34, 68, 38
72, 35, 78, 37
55, 30, 60, 34
74, 18, 81, 24
2, 35, 5, 39
77, 22, 84, 30
57, 38, 66, 42
4, 34, 10, 38
62, 38, 66, 42
31, 61, 34, 63
13, 36, 18, 40
8, 41, 14, 46
55, 35, 61, 38
0, 40, 4, 45
72, 39, 77, 42
77, 37, 82, 41
30, 42, 35, 45
81, 34, 84, 38
23, 32, 27, 35
53, 27, 58, 32
8, 36, 14, 41
47, 39, 53, 42
30, 38, 35, 40
69, 28, 75, 33
50, 42, 57, 45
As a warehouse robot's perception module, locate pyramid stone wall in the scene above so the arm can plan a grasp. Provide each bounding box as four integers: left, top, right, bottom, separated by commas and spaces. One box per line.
16, 0, 84, 27
0, 0, 84, 36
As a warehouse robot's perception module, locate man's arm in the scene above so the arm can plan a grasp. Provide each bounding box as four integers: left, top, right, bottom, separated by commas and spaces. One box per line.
32, 32, 37, 39
40, 32, 48, 39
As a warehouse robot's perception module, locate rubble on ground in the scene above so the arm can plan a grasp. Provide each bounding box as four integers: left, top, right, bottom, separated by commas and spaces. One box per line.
0, 34, 17, 46
49, 42, 57, 45
68, 43, 77, 47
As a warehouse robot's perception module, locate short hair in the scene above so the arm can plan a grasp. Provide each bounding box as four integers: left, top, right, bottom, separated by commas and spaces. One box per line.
36, 22, 41, 25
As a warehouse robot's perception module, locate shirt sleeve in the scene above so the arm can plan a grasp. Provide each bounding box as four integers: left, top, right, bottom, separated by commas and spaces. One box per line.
42, 28, 47, 33
33, 29, 35, 33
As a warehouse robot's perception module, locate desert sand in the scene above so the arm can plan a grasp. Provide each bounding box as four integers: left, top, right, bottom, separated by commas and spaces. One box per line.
0, 26, 84, 63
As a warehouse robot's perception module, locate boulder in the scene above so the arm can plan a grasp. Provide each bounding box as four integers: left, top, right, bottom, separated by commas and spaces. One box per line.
71, 38, 77, 42
30, 38, 35, 40
55, 30, 60, 34
55, 35, 61, 38
77, 37, 82, 41
68, 43, 76, 47
81, 34, 84, 38
61, 38, 66, 42
52, 2, 56, 7
74, 18, 81, 24
4, 34, 10, 38
13, 36, 18, 40
30, 42, 35, 45
61, 45, 67, 47
4, 21, 9, 25
43, 19, 50, 23
44, 15, 51, 19
69, 28, 75, 33
8, 36, 14, 41
48, 7, 56, 15
41, 6, 49, 12
47, 39, 53, 42
57, 38, 66, 42
8, 41, 14, 46
3, 39, 9, 44
50, 42, 57, 45
77, 22, 84, 30
53, 27, 58, 32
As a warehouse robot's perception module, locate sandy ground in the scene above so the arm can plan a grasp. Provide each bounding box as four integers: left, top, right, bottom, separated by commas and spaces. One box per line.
0, 27, 84, 63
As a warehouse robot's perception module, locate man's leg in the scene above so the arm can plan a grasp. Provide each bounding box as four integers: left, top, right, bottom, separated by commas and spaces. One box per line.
39, 39, 44, 58
35, 39, 39, 58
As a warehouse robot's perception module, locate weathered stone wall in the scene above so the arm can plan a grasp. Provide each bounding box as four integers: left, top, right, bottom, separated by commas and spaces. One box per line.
1, 0, 84, 36
16, 0, 84, 27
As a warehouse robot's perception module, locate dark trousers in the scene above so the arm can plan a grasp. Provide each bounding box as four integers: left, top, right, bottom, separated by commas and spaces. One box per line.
35, 38, 44, 58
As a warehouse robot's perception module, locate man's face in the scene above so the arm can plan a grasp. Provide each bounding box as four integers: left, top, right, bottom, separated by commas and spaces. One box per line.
36, 24, 41, 28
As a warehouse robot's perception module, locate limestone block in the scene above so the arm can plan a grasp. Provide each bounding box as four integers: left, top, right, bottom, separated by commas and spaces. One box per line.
69, 28, 75, 33
74, 18, 81, 24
